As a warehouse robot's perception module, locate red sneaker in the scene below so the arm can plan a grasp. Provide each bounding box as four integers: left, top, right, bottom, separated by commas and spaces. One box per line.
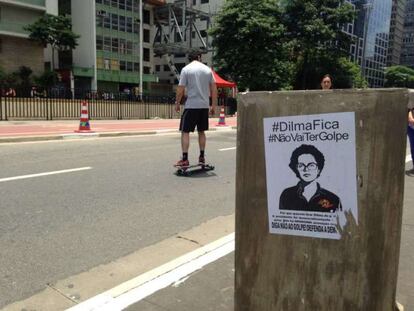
176, 159, 189, 167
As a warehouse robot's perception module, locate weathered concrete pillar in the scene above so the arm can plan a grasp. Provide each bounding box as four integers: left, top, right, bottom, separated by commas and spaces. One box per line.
235, 89, 408, 311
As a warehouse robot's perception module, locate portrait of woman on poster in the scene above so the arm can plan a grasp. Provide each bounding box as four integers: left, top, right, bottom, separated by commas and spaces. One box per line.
279, 144, 342, 213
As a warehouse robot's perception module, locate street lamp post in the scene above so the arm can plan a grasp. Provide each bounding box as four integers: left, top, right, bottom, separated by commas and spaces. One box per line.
139, 0, 143, 100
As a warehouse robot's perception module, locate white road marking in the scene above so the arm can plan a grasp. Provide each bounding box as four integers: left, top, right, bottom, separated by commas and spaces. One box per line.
406, 154, 412, 163
0, 167, 92, 183
66, 233, 235, 311
219, 147, 236, 151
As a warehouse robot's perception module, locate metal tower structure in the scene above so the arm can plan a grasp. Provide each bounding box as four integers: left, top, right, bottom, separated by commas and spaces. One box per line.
153, 0, 212, 79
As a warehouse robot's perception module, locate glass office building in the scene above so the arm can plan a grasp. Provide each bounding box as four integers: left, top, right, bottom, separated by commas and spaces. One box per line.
351, 0, 393, 87
401, 0, 414, 68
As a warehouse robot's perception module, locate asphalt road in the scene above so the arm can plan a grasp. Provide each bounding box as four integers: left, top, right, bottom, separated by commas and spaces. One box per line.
0, 130, 237, 308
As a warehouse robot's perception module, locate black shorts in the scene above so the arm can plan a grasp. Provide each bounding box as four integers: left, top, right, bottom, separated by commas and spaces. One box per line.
179, 109, 209, 133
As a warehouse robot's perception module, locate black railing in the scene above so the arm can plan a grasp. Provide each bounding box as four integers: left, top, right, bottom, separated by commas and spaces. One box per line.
0, 87, 236, 121
0, 87, 179, 121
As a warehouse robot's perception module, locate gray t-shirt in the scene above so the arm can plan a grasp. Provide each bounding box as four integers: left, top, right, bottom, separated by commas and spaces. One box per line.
179, 61, 215, 109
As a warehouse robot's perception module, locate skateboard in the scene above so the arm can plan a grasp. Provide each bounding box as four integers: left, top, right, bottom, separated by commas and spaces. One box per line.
174, 163, 215, 176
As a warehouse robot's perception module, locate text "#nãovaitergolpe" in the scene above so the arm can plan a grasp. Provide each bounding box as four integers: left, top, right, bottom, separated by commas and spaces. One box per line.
268, 119, 350, 143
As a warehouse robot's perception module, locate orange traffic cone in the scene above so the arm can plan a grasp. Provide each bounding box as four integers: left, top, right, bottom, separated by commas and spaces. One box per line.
75, 101, 94, 133
216, 105, 226, 126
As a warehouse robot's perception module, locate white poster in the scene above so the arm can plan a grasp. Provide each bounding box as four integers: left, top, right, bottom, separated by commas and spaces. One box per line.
263, 112, 358, 240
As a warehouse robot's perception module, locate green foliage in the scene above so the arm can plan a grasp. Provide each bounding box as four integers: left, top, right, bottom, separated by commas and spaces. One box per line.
33, 70, 58, 89
24, 14, 80, 69
211, 0, 358, 90
384, 66, 414, 88
210, 0, 294, 91
17, 66, 33, 89
283, 0, 356, 89
25, 14, 79, 50
332, 58, 368, 88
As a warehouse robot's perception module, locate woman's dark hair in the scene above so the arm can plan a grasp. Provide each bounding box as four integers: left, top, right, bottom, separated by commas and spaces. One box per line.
321, 74, 333, 83
289, 144, 325, 178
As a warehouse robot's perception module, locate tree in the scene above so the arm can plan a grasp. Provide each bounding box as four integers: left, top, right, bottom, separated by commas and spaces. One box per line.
24, 14, 80, 71
210, 0, 293, 91
33, 70, 58, 89
384, 66, 414, 88
283, 0, 356, 89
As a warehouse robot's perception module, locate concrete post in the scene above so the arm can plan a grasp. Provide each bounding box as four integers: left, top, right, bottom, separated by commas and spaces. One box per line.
235, 89, 408, 311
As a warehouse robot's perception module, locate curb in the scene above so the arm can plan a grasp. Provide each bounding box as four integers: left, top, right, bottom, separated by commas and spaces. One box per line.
0, 126, 237, 144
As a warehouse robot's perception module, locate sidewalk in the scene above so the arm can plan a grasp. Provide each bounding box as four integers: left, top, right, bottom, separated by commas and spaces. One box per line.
0, 117, 237, 143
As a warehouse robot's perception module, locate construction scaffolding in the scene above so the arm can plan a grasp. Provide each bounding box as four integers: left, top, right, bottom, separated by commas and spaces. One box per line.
152, 0, 212, 79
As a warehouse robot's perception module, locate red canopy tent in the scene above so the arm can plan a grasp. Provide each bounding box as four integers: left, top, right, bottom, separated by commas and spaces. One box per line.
212, 69, 236, 88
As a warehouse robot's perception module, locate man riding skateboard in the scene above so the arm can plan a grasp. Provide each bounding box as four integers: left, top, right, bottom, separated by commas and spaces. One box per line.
175, 51, 217, 167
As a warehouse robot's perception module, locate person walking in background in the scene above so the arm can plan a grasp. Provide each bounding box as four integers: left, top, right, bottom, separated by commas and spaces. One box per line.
5, 87, 16, 97
320, 74, 333, 90
407, 89, 414, 176
175, 52, 217, 167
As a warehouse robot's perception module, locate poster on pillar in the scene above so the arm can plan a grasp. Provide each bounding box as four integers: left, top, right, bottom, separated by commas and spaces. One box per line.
263, 112, 358, 240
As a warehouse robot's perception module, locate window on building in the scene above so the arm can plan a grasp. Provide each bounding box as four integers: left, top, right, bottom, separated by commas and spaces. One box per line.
193, 0, 196, 4
133, 0, 140, 13
144, 66, 150, 74
111, 59, 119, 70
119, 0, 125, 9
96, 11, 106, 27
127, 61, 133, 72
143, 9, 150, 24
119, 15, 126, 31
126, 0, 132, 11
201, 0, 208, 3
103, 0, 110, 5
120, 60, 126, 71
111, 0, 118, 8
126, 17, 133, 32
119, 16, 126, 32
164, 65, 170, 71
134, 18, 139, 34
155, 65, 160, 71
200, 30, 207, 37
144, 29, 150, 43
133, 42, 139, 55
112, 14, 118, 30
103, 15, 111, 28
104, 59, 111, 70
126, 41, 133, 54
103, 37, 111, 52
119, 39, 126, 54
112, 38, 119, 53
134, 62, 140, 72
143, 48, 150, 61
96, 36, 103, 50
97, 57, 103, 69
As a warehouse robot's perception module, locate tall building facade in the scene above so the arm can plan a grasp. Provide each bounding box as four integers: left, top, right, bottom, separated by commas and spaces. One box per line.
350, 0, 393, 87
401, 0, 414, 67
0, 0, 50, 75
65, 0, 160, 93
387, 0, 406, 66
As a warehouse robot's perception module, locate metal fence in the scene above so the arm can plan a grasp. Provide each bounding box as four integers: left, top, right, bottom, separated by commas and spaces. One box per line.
0, 88, 236, 121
